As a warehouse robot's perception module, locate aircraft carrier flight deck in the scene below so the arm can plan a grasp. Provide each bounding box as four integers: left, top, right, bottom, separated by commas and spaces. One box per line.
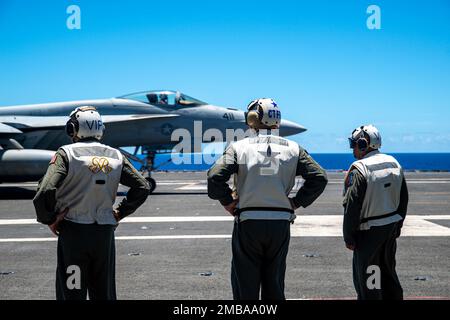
0, 171, 449, 300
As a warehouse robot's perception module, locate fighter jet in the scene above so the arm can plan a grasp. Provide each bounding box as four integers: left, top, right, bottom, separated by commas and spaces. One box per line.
0, 90, 306, 192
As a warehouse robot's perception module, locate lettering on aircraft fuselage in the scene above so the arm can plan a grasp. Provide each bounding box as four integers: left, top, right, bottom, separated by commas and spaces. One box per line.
223, 113, 235, 121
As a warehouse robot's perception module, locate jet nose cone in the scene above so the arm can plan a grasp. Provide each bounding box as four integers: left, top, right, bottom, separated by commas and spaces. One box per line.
279, 119, 307, 137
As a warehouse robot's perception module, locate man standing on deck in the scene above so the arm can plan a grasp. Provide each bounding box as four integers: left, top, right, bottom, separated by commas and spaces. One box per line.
343, 124, 409, 300
33, 106, 149, 300
207, 98, 328, 300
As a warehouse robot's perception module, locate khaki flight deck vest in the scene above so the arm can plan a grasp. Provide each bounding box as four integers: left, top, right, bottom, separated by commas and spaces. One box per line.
56, 141, 123, 225
231, 134, 300, 221
350, 150, 404, 230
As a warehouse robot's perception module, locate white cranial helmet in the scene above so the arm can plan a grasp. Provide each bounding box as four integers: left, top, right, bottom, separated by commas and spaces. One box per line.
349, 124, 382, 150
66, 106, 105, 140
246, 98, 281, 128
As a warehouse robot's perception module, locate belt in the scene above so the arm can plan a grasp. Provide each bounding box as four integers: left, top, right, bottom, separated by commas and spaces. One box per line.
360, 211, 399, 223
234, 207, 294, 215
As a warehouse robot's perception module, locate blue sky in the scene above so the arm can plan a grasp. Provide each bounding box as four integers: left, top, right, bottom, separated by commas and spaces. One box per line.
0, 0, 449, 152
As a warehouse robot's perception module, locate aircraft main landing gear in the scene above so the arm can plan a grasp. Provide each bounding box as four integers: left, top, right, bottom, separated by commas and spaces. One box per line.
146, 177, 156, 194
143, 149, 157, 195
119, 146, 172, 195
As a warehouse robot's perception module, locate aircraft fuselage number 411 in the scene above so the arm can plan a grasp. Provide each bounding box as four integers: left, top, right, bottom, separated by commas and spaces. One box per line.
223, 113, 235, 121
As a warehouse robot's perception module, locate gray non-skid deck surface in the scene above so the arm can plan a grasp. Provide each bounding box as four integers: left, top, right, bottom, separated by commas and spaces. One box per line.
0, 172, 449, 299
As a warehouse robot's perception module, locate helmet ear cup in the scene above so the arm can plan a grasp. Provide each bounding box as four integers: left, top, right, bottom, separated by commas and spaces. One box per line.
246, 101, 263, 128
357, 137, 368, 151
65, 118, 79, 138
246, 110, 261, 128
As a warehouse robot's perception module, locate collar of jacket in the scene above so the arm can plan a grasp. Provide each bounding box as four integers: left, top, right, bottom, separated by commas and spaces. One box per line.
363, 149, 380, 159
77, 138, 100, 143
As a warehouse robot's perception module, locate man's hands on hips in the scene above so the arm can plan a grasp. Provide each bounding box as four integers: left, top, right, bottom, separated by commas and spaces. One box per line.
289, 198, 299, 210
113, 209, 121, 230
49, 207, 69, 236
223, 199, 239, 216
113, 209, 121, 222
345, 243, 356, 251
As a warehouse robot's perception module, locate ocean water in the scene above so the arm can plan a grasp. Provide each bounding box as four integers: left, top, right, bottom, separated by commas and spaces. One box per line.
131, 153, 450, 172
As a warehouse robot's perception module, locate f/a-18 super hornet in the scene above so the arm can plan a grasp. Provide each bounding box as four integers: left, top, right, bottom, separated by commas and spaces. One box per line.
0, 90, 306, 193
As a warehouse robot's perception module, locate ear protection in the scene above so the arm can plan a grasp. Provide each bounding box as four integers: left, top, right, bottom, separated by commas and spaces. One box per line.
349, 126, 369, 151
357, 136, 368, 151
245, 100, 263, 127
65, 112, 80, 138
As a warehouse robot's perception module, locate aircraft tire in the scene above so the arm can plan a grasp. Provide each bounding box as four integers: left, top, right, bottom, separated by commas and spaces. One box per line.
146, 177, 156, 194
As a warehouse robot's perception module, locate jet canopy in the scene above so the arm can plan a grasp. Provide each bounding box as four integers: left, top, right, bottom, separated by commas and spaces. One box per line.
118, 90, 207, 108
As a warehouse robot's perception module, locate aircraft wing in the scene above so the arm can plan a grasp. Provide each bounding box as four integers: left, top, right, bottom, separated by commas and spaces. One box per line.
0, 122, 23, 138
0, 114, 179, 132
0, 122, 22, 133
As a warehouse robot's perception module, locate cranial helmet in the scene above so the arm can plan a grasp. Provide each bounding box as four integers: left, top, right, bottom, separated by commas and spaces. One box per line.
65, 106, 105, 140
348, 124, 382, 151
245, 98, 281, 129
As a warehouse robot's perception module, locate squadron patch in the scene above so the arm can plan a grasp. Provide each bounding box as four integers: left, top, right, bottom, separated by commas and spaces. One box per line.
343, 170, 354, 195
49, 154, 57, 165
347, 171, 354, 187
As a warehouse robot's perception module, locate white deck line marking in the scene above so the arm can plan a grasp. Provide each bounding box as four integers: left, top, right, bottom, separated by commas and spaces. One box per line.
1, 215, 449, 225
0, 216, 235, 225
0, 219, 37, 225
0, 237, 57, 243
176, 183, 208, 190
124, 216, 234, 223
0, 215, 449, 242
0, 235, 232, 243
155, 182, 197, 186
290, 215, 450, 237
117, 235, 231, 240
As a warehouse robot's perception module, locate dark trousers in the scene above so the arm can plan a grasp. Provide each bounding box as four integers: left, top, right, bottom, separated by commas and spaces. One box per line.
353, 222, 403, 300
231, 220, 290, 300
56, 220, 116, 300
